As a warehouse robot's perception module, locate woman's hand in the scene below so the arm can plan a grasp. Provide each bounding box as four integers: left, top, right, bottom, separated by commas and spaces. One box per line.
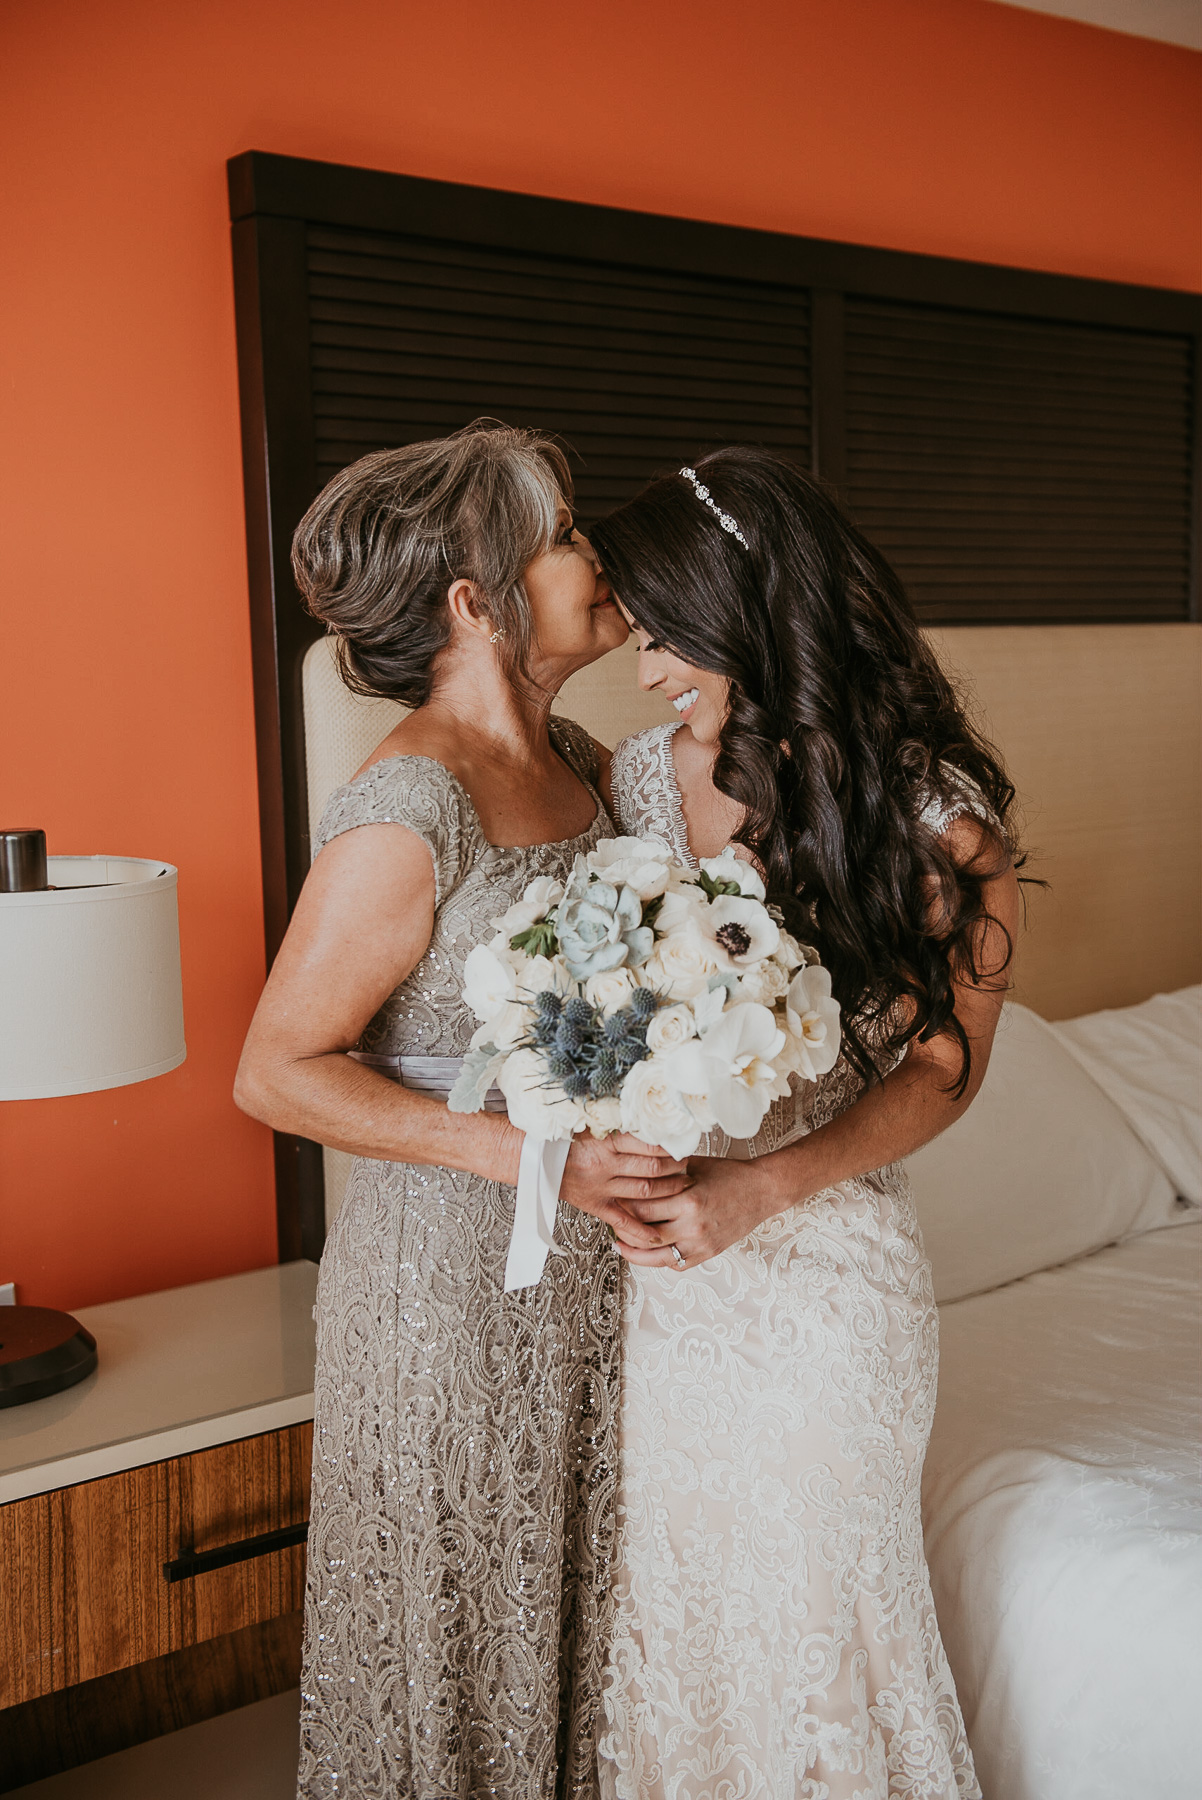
613, 1154, 785, 1269
559, 1132, 692, 1251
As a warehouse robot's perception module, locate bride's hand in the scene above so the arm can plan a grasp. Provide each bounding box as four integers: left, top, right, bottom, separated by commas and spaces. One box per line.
559, 1131, 690, 1251
613, 1155, 781, 1269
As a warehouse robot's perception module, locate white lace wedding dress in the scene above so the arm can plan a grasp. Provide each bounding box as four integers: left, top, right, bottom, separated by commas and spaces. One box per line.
599, 722, 981, 1800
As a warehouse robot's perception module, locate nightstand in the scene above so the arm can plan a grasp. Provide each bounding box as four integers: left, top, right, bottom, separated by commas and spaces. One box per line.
0, 1261, 318, 1790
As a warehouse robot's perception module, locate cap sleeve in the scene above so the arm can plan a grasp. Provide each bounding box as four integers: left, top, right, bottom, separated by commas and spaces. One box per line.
548, 714, 602, 789
311, 756, 473, 907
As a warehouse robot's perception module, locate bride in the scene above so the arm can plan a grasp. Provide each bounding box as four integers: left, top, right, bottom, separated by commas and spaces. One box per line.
588, 449, 1020, 1800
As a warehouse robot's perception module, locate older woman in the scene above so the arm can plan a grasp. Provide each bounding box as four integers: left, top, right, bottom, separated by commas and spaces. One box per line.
235, 423, 686, 1800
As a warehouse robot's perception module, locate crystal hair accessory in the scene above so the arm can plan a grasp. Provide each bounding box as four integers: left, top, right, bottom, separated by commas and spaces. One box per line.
679, 467, 750, 549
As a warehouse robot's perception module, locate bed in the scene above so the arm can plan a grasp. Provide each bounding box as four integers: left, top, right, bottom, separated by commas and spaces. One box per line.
909, 988, 1202, 1800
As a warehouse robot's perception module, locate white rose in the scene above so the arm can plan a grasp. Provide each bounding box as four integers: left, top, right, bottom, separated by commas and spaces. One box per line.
644, 926, 720, 1001
463, 943, 520, 1021
645, 1002, 698, 1054
772, 929, 807, 972
654, 888, 707, 934
584, 966, 640, 1016
583, 1094, 623, 1137
784, 965, 842, 1080
696, 895, 780, 968
660, 1002, 786, 1139
698, 846, 766, 901
737, 959, 789, 1005
498, 1048, 585, 1141
587, 835, 672, 900
619, 1057, 703, 1160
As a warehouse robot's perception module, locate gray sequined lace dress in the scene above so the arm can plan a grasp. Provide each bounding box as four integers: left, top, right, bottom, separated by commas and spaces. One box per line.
297, 716, 619, 1800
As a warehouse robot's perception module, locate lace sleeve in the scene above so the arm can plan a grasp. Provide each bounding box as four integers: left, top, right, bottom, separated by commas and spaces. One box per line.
311, 756, 471, 906
609, 725, 691, 859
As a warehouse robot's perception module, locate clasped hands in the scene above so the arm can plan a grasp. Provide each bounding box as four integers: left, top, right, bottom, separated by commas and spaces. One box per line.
558, 1129, 783, 1272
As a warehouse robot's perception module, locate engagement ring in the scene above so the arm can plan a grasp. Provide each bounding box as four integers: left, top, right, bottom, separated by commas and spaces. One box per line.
670, 1244, 686, 1269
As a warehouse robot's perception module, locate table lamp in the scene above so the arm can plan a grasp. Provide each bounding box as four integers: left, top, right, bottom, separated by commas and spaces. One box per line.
0, 828, 186, 1407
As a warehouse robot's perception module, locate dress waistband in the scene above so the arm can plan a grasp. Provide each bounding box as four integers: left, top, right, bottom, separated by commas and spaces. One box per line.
347, 1050, 508, 1113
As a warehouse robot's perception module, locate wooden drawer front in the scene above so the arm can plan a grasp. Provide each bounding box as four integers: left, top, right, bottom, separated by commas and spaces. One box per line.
0, 1422, 312, 1707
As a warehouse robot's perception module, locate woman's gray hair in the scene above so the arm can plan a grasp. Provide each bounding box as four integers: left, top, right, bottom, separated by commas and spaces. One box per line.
291, 419, 573, 706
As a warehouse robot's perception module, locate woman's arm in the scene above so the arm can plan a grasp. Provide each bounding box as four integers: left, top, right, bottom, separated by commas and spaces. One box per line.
235, 821, 681, 1241
618, 823, 1020, 1266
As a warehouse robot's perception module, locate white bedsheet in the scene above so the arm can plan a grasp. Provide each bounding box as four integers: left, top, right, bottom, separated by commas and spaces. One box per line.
923, 1222, 1202, 1800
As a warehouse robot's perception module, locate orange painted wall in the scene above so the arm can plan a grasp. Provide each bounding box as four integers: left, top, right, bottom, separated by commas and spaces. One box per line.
2, 0, 1199, 1312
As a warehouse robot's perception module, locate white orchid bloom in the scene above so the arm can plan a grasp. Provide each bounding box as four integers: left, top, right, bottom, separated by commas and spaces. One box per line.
784, 964, 842, 1080
618, 1057, 704, 1160
661, 1002, 786, 1139
696, 895, 780, 969
586, 835, 672, 900
691, 984, 728, 1033
698, 846, 766, 901
463, 943, 521, 1022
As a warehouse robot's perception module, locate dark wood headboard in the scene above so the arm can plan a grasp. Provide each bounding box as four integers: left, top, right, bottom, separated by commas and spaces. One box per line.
228, 148, 1201, 1259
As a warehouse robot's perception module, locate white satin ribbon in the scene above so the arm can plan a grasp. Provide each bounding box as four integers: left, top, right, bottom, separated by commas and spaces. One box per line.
504, 1135, 571, 1292
348, 1050, 569, 1292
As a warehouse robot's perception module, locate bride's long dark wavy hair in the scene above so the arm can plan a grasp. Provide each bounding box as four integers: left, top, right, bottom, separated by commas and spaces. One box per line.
589, 446, 1022, 1095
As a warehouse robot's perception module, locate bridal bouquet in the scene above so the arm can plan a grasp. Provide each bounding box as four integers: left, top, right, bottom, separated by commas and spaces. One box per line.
450, 835, 841, 1161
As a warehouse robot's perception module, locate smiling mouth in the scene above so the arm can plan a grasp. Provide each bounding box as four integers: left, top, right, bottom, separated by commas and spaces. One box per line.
672, 688, 700, 714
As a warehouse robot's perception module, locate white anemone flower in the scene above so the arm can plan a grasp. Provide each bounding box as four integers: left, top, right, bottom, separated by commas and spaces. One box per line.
463, 943, 521, 1022
696, 895, 780, 969
660, 1002, 786, 1139
784, 964, 842, 1080
697, 847, 766, 901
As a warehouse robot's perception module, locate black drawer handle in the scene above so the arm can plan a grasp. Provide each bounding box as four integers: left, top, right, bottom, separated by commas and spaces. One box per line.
163, 1520, 309, 1583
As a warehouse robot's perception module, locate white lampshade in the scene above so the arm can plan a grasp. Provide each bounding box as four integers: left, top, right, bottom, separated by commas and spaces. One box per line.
0, 856, 186, 1100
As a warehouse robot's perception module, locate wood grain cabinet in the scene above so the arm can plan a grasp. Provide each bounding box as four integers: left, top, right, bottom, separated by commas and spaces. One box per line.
0, 1422, 312, 1709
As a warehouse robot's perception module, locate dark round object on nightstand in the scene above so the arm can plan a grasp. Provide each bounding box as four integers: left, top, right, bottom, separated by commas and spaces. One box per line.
0, 1306, 97, 1408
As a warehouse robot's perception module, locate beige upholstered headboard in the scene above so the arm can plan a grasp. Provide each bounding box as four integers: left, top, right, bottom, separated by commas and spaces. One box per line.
304, 626, 1201, 1224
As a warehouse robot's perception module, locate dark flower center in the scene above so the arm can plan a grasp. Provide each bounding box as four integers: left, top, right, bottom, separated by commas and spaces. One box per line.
715, 922, 752, 958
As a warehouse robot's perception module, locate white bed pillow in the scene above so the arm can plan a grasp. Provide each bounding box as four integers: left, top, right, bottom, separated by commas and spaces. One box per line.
907, 1002, 1176, 1304
1048, 986, 1201, 1213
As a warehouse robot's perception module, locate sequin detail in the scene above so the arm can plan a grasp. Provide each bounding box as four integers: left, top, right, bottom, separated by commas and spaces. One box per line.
298, 717, 620, 1800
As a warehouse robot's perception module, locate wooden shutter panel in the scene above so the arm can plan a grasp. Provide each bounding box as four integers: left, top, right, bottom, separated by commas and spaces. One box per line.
843, 296, 1194, 624
306, 225, 811, 518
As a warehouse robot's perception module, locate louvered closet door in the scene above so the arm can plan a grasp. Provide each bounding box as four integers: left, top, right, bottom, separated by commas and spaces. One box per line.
306, 226, 810, 519
844, 298, 1194, 624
